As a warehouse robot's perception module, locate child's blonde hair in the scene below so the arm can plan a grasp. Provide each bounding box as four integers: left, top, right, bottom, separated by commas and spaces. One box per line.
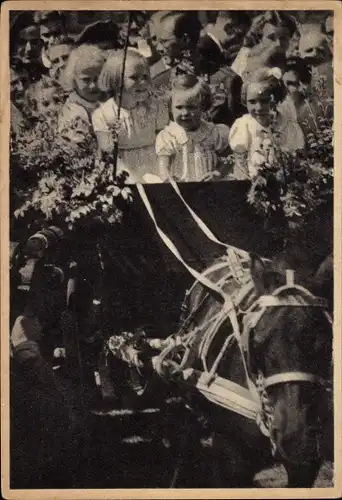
61, 44, 106, 92
97, 48, 151, 95
241, 66, 287, 107
171, 74, 212, 111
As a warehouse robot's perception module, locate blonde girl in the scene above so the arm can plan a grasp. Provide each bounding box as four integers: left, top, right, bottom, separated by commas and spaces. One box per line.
58, 44, 106, 145
228, 66, 305, 179
155, 74, 230, 182
92, 48, 169, 183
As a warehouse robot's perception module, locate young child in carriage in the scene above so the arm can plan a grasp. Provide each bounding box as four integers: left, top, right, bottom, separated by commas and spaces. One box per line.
228, 66, 305, 180
58, 44, 106, 146
91, 48, 169, 183
155, 74, 231, 182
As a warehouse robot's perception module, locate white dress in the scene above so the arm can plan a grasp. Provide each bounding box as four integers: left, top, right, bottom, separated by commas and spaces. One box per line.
92, 97, 169, 183
228, 113, 305, 179
155, 120, 230, 182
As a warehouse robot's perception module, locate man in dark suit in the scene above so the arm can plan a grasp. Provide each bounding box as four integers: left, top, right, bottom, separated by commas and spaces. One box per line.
196, 11, 251, 75
149, 10, 203, 89
196, 11, 252, 126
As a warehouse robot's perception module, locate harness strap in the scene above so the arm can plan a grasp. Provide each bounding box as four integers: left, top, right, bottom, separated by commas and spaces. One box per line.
182, 259, 251, 321
264, 372, 327, 389
204, 333, 235, 384
181, 368, 261, 420
185, 260, 235, 301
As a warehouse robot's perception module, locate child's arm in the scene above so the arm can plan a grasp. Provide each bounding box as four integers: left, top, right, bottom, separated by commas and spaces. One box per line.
228, 118, 250, 180
94, 131, 114, 153
155, 126, 176, 182
158, 155, 172, 182
92, 108, 115, 153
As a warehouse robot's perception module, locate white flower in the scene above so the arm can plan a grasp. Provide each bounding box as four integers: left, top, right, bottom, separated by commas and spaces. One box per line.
121, 187, 133, 201
267, 67, 282, 80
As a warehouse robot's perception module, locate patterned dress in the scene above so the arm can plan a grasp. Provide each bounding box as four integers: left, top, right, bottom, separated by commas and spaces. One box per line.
92, 97, 169, 182
156, 119, 230, 182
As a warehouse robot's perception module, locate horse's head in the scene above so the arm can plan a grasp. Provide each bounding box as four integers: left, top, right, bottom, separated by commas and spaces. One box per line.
247, 254, 332, 465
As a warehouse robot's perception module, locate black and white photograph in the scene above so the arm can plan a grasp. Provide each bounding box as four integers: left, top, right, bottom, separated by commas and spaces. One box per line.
2, 1, 339, 496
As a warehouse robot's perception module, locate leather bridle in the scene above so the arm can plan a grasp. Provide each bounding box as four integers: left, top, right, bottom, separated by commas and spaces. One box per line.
241, 282, 331, 390
240, 282, 332, 449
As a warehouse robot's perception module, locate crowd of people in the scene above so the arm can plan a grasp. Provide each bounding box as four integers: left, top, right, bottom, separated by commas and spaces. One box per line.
10, 10, 333, 183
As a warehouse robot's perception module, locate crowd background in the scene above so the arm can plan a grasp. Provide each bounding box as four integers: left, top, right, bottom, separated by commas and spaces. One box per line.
10, 9, 333, 184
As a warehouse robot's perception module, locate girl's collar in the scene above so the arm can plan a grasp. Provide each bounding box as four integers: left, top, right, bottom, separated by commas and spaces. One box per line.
168, 120, 214, 144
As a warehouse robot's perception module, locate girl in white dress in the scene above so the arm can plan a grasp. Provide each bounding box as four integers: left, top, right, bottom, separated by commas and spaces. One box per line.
92, 49, 169, 183
155, 74, 230, 182
58, 45, 106, 145
228, 67, 305, 179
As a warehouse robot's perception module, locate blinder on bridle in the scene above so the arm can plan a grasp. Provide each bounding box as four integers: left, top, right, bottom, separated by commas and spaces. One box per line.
241, 279, 332, 392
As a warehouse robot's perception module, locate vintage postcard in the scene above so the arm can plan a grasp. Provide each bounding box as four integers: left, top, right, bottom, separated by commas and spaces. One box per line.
1, 1, 341, 498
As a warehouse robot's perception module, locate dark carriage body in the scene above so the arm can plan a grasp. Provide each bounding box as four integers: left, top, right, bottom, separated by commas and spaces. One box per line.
11, 180, 333, 336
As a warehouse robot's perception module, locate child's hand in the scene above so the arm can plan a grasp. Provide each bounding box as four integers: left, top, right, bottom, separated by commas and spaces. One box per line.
200, 170, 221, 182
142, 173, 163, 184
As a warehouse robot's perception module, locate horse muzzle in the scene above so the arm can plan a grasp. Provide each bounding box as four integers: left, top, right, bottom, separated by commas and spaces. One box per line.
273, 426, 321, 465
270, 399, 322, 465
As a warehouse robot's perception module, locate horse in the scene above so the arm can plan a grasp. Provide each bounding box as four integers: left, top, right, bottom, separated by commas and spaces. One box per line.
116, 251, 333, 488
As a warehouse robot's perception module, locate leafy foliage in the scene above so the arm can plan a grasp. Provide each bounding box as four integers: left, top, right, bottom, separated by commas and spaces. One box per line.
11, 119, 133, 232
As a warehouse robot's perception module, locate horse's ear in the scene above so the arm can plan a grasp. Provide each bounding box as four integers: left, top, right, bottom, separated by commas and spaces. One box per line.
250, 253, 267, 295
